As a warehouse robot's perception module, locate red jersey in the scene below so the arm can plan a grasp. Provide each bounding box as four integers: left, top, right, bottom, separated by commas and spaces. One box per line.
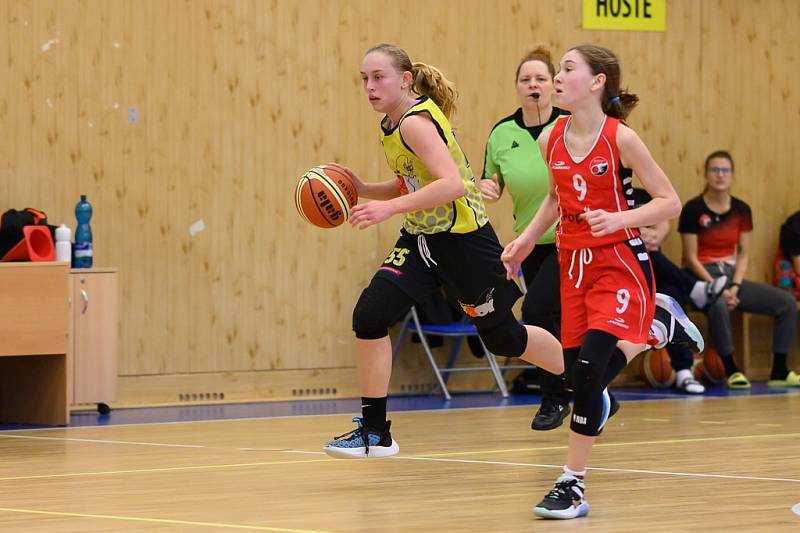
546, 115, 639, 250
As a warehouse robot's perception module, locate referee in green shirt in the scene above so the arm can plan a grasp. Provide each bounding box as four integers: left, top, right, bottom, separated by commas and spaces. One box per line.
480, 46, 570, 430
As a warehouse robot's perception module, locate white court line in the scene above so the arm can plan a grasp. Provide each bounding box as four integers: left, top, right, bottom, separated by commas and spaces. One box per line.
0, 434, 205, 448
1, 434, 798, 486
395, 455, 800, 484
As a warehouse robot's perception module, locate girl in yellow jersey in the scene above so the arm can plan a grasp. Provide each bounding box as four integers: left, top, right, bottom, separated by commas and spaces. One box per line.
323, 43, 565, 458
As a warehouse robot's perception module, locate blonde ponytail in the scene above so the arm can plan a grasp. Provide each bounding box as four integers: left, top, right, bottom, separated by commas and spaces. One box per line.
411, 62, 458, 119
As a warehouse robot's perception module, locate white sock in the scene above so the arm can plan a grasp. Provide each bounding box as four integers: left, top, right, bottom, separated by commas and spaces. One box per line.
689, 281, 708, 308
675, 368, 693, 386
564, 465, 586, 479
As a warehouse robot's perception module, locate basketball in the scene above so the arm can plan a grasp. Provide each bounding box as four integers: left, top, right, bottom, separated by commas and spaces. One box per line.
319, 164, 358, 208
639, 349, 676, 388
693, 361, 706, 382
701, 347, 727, 384
295, 165, 357, 228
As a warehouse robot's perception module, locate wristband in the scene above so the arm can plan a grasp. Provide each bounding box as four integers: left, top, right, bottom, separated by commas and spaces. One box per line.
730, 282, 740, 288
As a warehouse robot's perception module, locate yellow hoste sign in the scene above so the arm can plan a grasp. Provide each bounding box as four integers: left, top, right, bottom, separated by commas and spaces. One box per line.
583, 0, 666, 32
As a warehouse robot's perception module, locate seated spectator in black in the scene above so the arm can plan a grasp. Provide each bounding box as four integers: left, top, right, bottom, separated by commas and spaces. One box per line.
776, 211, 800, 299
679, 150, 798, 389
631, 188, 726, 394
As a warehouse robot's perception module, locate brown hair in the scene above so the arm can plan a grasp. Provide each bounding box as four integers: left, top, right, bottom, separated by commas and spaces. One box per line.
515, 46, 555, 80
704, 150, 735, 172
569, 44, 638, 120
365, 43, 458, 119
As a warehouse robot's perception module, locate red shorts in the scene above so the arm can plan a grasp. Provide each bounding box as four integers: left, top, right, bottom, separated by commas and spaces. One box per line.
558, 239, 656, 348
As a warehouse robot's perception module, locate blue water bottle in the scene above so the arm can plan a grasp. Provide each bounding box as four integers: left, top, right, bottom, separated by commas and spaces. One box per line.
73, 194, 93, 268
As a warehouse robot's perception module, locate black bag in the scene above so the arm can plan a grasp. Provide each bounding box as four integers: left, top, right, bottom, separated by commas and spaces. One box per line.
0, 208, 55, 258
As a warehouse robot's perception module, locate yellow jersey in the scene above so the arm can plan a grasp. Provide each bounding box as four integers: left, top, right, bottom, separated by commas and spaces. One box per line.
380, 96, 488, 234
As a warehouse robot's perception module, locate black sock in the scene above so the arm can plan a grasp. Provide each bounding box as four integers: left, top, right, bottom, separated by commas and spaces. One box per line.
720, 354, 740, 376
601, 349, 628, 389
361, 396, 387, 430
771, 353, 789, 380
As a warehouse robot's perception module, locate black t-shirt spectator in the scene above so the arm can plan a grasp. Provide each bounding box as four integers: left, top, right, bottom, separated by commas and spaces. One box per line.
678, 195, 753, 264
780, 211, 800, 258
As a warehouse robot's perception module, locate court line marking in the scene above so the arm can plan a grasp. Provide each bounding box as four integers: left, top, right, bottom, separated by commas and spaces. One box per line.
3, 429, 799, 461
0, 434, 205, 448
395, 455, 800, 484
418, 431, 800, 457
5, 391, 797, 433
0, 458, 330, 482
0, 507, 332, 532
1, 436, 797, 487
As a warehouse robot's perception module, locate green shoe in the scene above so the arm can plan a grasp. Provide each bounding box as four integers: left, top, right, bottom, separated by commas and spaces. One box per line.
768, 370, 800, 388
726, 372, 751, 389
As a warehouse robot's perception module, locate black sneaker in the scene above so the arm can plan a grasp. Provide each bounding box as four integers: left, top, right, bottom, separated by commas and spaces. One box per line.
533, 474, 589, 519
323, 417, 399, 459
531, 398, 570, 431
652, 293, 705, 353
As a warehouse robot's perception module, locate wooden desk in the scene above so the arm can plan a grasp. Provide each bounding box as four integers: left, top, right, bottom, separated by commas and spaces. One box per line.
0, 262, 70, 425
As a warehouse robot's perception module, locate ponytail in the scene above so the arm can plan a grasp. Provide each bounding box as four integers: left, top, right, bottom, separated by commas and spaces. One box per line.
604, 89, 639, 120
571, 44, 639, 119
411, 62, 458, 119
365, 44, 459, 119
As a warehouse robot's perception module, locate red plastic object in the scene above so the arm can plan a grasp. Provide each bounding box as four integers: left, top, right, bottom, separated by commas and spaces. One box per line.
1, 226, 56, 262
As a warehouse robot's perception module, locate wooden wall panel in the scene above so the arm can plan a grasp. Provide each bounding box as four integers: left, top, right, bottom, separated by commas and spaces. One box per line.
1, 0, 797, 402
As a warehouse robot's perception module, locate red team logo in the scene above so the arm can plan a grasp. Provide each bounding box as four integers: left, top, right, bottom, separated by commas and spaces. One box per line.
589, 156, 609, 176
699, 213, 712, 228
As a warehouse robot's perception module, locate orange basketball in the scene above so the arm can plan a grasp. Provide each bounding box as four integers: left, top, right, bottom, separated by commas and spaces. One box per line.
295, 166, 354, 228
639, 349, 675, 388
319, 164, 358, 209
693, 361, 706, 381
701, 347, 727, 384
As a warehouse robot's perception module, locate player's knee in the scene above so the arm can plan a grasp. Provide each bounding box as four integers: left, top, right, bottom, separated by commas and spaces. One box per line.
479, 317, 527, 357
352, 282, 395, 340
571, 358, 598, 392
570, 359, 604, 436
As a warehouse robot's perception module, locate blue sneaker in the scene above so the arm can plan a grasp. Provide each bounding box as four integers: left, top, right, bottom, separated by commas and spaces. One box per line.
323, 417, 399, 459
653, 293, 705, 353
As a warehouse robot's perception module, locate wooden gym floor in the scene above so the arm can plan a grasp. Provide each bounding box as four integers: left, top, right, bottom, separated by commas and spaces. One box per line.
0, 391, 799, 531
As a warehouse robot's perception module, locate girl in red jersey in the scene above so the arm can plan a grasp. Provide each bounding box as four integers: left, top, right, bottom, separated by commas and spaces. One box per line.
502, 44, 703, 519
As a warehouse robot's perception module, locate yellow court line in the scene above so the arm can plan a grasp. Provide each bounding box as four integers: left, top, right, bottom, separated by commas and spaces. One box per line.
0, 507, 331, 532
0, 458, 331, 482
420, 431, 800, 457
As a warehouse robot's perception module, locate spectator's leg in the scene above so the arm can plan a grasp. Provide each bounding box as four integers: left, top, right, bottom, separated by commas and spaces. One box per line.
735, 280, 798, 380
706, 296, 739, 375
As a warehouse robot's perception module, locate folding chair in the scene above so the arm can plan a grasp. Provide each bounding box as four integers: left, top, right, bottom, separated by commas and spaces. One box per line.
391, 306, 530, 400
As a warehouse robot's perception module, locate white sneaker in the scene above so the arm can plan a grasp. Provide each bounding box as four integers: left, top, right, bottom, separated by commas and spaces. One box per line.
652, 293, 705, 353
689, 275, 728, 309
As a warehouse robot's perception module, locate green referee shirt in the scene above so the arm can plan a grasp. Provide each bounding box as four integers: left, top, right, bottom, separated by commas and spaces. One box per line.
482, 107, 565, 241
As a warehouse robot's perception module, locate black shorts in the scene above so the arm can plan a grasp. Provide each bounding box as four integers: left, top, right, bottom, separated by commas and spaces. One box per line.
373, 223, 523, 330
